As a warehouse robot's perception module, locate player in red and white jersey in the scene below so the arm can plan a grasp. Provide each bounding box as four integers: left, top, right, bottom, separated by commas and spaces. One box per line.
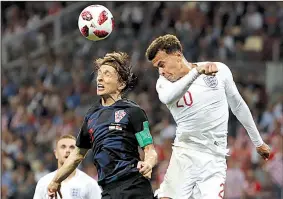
145, 34, 271, 199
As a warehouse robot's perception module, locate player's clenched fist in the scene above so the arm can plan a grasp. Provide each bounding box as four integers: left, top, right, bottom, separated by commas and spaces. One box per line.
256, 143, 271, 161
137, 161, 153, 179
196, 62, 218, 76
47, 181, 63, 199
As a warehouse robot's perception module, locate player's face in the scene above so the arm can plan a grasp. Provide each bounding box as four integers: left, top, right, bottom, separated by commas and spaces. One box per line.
54, 138, 76, 165
152, 50, 183, 82
96, 64, 125, 96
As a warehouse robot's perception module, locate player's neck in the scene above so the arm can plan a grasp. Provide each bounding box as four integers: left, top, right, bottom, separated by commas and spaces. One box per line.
101, 94, 122, 106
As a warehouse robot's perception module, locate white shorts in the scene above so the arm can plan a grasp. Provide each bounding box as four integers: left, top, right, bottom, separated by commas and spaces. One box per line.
155, 146, 227, 199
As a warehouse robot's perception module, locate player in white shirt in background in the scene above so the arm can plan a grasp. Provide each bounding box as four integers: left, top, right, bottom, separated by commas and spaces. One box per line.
145, 34, 271, 199
33, 135, 102, 199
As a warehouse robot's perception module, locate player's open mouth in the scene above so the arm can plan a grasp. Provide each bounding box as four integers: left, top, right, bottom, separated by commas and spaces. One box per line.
97, 84, 105, 91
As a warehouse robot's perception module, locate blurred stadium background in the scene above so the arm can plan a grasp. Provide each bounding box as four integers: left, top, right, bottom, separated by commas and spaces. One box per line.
1, 1, 283, 199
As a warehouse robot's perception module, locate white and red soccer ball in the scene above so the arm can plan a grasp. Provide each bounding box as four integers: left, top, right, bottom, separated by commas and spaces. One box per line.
78, 5, 114, 41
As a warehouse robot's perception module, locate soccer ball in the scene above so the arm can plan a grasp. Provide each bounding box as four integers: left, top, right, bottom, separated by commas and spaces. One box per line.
78, 5, 114, 41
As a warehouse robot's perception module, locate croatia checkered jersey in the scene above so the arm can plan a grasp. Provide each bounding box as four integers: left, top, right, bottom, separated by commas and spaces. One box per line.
156, 62, 263, 155
33, 169, 102, 199
75, 99, 153, 186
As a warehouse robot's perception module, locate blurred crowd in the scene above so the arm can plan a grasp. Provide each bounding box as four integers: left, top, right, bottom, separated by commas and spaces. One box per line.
1, 1, 78, 37
1, 1, 283, 199
2, 1, 283, 64
2, 1, 67, 33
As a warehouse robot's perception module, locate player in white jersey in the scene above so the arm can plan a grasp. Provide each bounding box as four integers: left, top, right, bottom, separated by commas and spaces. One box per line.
145, 34, 271, 199
33, 135, 102, 199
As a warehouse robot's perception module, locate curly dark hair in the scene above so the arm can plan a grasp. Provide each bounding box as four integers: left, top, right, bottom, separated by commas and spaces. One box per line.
94, 52, 138, 95
145, 34, 183, 61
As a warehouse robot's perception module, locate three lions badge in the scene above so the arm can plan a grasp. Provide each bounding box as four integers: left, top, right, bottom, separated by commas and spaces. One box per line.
70, 188, 81, 198
203, 76, 218, 88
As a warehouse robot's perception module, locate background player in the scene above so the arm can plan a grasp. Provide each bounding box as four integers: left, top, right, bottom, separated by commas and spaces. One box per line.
33, 134, 101, 199
47, 52, 157, 199
145, 34, 271, 199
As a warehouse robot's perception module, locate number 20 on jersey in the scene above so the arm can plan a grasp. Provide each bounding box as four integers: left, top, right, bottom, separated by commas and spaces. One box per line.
176, 91, 193, 108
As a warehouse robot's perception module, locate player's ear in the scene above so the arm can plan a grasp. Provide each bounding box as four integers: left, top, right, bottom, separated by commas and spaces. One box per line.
175, 51, 182, 63
54, 149, 58, 159
118, 82, 126, 91
176, 51, 182, 57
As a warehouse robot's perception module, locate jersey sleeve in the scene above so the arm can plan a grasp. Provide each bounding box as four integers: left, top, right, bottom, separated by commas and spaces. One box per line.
87, 180, 102, 199
219, 62, 240, 97
33, 180, 44, 199
221, 63, 264, 147
129, 107, 153, 148
129, 107, 149, 132
156, 68, 200, 105
76, 118, 93, 149
76, 103, 100, 149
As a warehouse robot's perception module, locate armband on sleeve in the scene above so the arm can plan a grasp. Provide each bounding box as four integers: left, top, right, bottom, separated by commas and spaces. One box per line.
135, 121, 153, 148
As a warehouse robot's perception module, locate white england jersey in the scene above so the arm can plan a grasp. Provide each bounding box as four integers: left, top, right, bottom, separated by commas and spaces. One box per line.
33, 169, 102, 199
156, 62, 263, 155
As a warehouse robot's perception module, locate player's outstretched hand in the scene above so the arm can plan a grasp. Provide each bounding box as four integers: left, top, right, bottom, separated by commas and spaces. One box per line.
196, 62, 218, 76
256, 143, 271, 161
137, 161, 153, 179
48, 181, 63, 199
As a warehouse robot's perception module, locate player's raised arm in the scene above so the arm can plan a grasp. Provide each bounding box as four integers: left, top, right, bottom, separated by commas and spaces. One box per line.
156, 63, 217, 104
156, 69, 199, 105
48, 118, 92, 198
222, 63, 270, 160
48, 147, 89, 198
146, 34, 218, 105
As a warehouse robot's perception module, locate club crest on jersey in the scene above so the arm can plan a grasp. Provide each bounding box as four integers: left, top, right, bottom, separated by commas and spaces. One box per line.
203, 76, 218, 88
70, 188, 81, 198
115, 110, 126, 122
